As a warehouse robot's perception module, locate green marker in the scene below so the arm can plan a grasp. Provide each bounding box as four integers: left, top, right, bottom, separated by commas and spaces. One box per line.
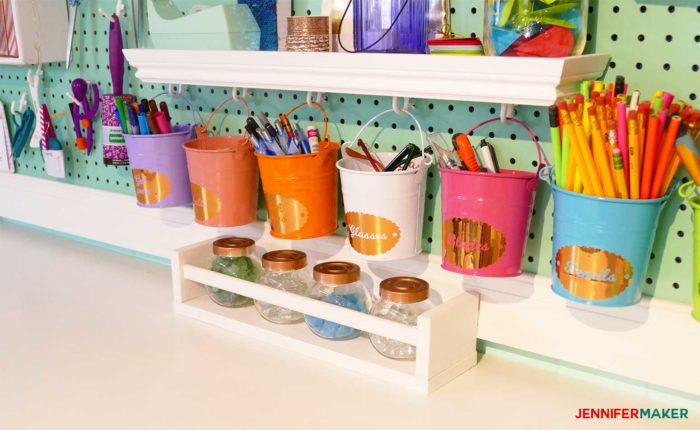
114, 96, 129, 134
548, 105, 563, 186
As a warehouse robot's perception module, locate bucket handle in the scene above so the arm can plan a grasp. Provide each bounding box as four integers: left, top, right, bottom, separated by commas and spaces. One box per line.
344, 109, 432, 166
151, 91, 200, 126
679, 181, 698, 200
196, 95, 252, 139
464, 116, 550, 170
285, 101, 331, 142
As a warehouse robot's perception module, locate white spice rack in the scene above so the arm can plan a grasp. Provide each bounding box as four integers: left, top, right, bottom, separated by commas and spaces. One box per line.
172, 239, 480, 394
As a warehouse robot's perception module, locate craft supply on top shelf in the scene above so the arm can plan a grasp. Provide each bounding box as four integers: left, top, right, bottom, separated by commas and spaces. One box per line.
483, 0, 588, 57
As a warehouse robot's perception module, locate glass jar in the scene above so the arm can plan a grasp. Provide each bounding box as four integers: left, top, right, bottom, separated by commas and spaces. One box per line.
370, 276, 434, 360
353, 0, 428, 54
483, 0, 588, 57
206, 237, 259, 308
255, 250, 310, 324
304, 262, 373, 341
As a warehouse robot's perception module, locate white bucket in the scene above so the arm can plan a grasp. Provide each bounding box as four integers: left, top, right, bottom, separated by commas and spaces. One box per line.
337, 109, 432, 261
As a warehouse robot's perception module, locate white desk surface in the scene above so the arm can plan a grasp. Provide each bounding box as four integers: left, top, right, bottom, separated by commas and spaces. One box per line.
0, 220, 698, 430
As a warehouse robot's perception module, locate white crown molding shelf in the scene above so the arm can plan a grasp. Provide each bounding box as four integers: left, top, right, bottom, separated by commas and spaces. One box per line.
1, 173, 698, 396
123, 49, 610, 106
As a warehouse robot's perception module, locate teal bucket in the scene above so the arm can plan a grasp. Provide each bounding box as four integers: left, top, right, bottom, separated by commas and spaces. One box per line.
542, 170, 668, 307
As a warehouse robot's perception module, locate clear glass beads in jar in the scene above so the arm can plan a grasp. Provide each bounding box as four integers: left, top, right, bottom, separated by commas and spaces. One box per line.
305, 262, 373, 341
483, 0, 588, 57
206, 237, 259, 308
370, 277, 434, 360
255, 250, 310, 324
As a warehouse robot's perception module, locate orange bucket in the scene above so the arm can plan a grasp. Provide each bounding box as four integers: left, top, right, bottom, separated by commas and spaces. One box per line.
183, 97, 259, 227
256, 101, 340, 239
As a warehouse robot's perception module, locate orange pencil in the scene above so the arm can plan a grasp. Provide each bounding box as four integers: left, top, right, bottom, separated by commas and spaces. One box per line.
650, 116, 682, 198
640, 115, 659, 199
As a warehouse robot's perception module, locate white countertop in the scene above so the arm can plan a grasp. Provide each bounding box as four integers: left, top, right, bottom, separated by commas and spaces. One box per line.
0, 220, 698, 430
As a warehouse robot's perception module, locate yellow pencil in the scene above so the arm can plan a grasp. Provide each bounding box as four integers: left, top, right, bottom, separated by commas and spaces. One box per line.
566, 104, 604, 197
574, 170, 583, 193
612, 146, 629, 199
628, 111, 640, 199
588, 108, 616, 198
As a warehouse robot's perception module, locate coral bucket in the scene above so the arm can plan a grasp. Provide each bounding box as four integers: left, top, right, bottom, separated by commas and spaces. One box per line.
183, 136, 258, 227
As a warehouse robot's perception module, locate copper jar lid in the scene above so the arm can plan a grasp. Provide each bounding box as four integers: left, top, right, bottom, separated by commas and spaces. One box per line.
262, 250, 307, 272
313, 262, 360, 285
213, 237, 255, 257
379, 277, 430, 304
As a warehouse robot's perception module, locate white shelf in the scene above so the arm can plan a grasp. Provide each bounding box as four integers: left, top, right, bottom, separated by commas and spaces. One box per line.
173, 239, 480, 394
123, 49, 610, 106
1, 173, 699, 397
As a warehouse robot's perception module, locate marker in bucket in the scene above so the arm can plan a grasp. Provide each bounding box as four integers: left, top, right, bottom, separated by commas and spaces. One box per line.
383, 143, 421, 172
479, 139, 500, 173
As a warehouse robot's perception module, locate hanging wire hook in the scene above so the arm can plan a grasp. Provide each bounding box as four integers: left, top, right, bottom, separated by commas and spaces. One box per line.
11, 93, 28, 115
392, 97, 412, 116
306, 92, 323, 107
168, 83, 187, 97
232, 87, 251, 113
500, 104, 515, 124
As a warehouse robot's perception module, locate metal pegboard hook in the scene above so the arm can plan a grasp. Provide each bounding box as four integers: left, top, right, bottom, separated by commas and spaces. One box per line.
307, 92, 323, 107
392, 97, 413, 116
500, 104, 515, 124
168, 83, 187, 97
10, 93, 28, 115
232, 87, 251, 113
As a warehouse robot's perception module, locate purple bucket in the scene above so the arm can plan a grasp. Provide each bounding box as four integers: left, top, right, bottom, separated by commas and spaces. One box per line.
124, 124, 194, 208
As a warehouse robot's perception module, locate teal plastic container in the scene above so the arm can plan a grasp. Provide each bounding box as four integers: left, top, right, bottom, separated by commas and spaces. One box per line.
543, 171, 668, 307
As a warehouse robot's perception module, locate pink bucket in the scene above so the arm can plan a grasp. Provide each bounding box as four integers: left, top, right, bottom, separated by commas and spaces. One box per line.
440, 117, 548, 277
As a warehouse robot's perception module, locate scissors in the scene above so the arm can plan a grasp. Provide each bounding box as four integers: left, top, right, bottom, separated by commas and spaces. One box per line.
66, 0, 80, 70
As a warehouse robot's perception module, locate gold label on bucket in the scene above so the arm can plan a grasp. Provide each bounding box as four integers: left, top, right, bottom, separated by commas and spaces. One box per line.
443, 218, 506, 270
345, 212, 400, 256
266, 194, 308, 235
555, 246, 633, 300
191, 183, 221, 222
132, 169, 171, 205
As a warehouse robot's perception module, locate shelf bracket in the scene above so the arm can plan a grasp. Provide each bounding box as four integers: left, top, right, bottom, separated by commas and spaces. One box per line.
392, 97, 413, 116
306, 92, 323, 107
500, 103, 515, 124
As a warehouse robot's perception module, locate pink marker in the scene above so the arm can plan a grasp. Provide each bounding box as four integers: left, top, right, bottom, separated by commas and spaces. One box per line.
616, 102, 629, 182
661, 92, 674, 110
154, 111, 171, 134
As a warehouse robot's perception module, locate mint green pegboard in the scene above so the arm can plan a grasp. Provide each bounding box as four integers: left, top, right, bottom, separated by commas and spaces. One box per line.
0, 0, 697, 304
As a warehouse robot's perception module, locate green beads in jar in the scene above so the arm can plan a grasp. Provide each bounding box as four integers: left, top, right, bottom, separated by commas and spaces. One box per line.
206, 237, 260, 308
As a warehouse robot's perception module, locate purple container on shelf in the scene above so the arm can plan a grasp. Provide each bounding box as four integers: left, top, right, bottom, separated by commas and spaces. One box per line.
353, 0, 428, 53
123, 125, 194, 208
